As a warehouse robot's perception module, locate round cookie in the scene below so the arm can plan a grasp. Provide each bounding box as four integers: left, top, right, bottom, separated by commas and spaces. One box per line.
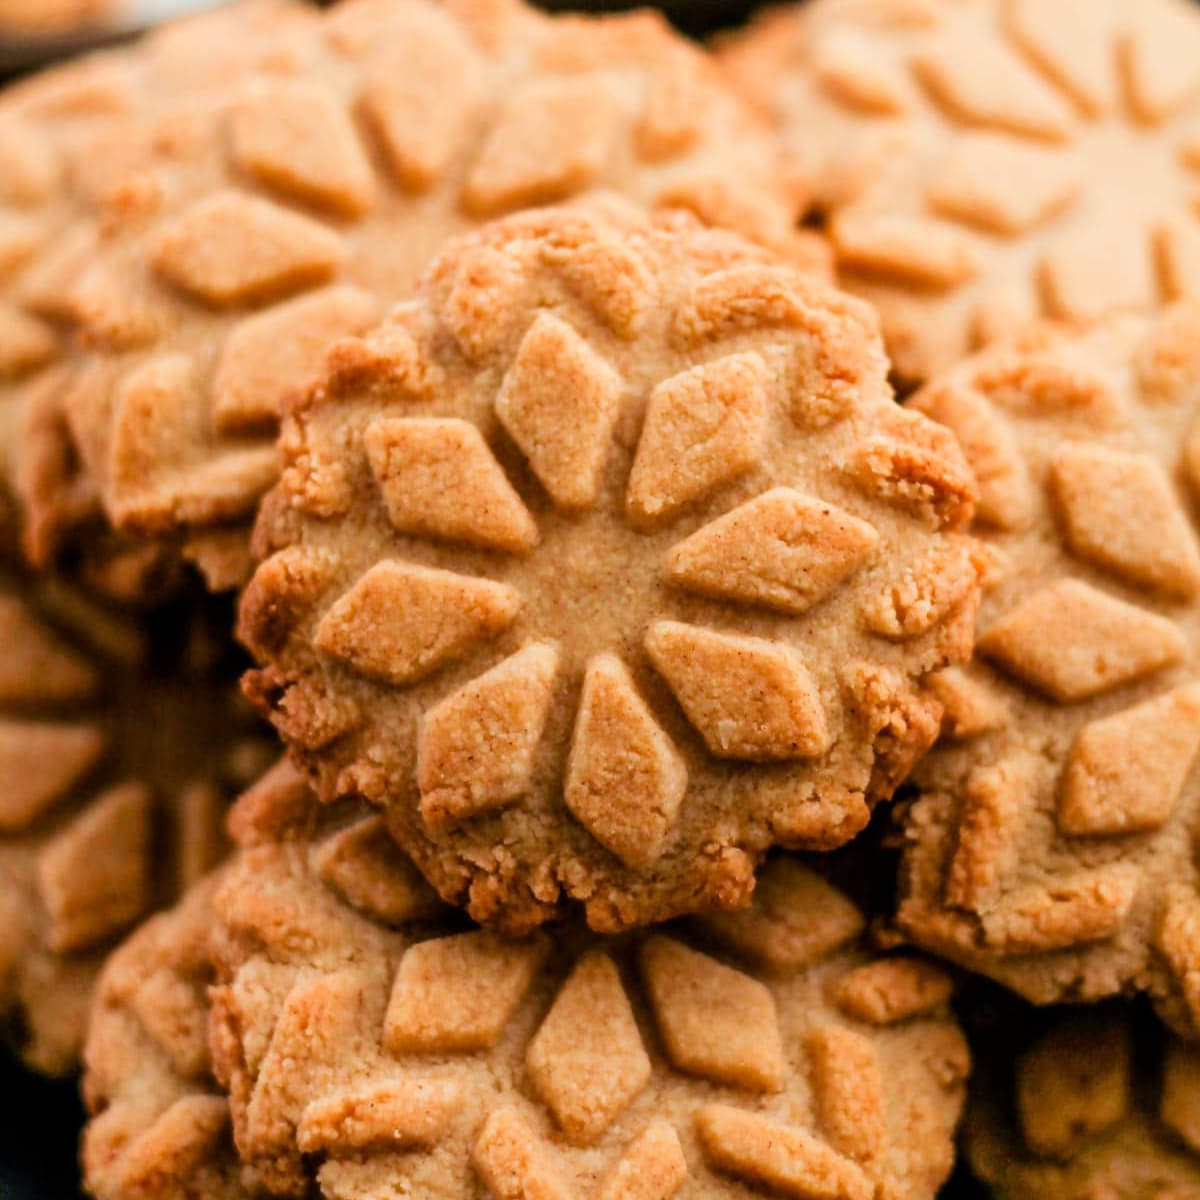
209, 813, 969, 1199
0, 566, 266, 1074
967, 1006, 1200, 1199
720, 0, 1200, 384
894, 302, 1200, 1034
42, 0, 818, 592
0, 0, 317, 598
237, 201, 982, 932
81, 873, 249, 1200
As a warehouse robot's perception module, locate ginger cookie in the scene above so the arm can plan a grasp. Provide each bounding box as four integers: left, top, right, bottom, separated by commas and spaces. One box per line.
237, 201, 982, 933
41, 0, 817, 593
720, 0, 1200, 384
0, 567, 267, 1074
967, 1006, 1200, 1199
894, 302, 1200, 1035
209, 789, 969, 1200
0, 1, 316, 599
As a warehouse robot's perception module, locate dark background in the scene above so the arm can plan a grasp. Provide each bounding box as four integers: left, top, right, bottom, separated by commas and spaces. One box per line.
0, 1, 994, 1197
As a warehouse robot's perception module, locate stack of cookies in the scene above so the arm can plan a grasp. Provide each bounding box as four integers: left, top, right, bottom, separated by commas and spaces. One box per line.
2, 0, 1199, 1196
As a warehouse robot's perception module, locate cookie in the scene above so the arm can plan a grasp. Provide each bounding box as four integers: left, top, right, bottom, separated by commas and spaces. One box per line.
0, 0, 113, 35
0, 567, 267, 1074
208, 793, 969, 1200
32, 0, 818, 593
80, 873, 250, 1200
237, 200, 982, 932
892, 303, 1200, 1034
967, 1006, 1200, 1199
0, 1, 316, 599
720, 0, 1200, 384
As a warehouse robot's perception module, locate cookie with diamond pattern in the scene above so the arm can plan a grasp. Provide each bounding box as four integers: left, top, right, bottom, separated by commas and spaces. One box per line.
720, 0, 1200, 385
40, 0, 818, 594
0, 567, 267, 1074
967, 1006, 1200, 1199
238, 201, 982, 933
0, 1, 317, 599
208, 786, 968, 1200
893, 302, 1200, 1035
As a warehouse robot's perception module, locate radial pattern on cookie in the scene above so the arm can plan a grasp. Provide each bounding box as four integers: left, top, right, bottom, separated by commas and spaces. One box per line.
0, 569, 265, 1075
239, 205, 982, 932
0, 2, 320, 593
895, 301, 1200, 1037
20, 0, 812, 592
967, 1007, 1200, 1199
720, 0, 1200, 383
208, 813, 969, 1200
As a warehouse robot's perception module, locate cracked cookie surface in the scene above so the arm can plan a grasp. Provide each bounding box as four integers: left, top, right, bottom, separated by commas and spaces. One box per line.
239, 202, 981, 932
720, 0, 1200, 384
967, 1006, 1200, 1200
43, 0, 815, 592
0, 567, 265, 1074
895, 302, 1200, 1035
209, 787, 968, 1200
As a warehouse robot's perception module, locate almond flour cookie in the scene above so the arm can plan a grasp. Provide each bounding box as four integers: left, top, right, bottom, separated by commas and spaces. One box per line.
43, 0, 817, 592
894, 302, 1200, 1036
81, 873, 249, 1200
0, 569, 266, 1074
238, 202, 982, 933
0, 1, 316, 598
720, 0, 1200, 384
209, 812, 969, 1200
967, 1007, 1200, 1199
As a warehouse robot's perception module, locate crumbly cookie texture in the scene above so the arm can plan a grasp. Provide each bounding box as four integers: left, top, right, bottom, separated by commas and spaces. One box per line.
967, 1007, 1200, 1199
0, 568, 266, 1074
238, 202, 981, 933
81, 873, 250, 1200
0, 0, 315, 599
894, 302, 1200, 1034
40, 0, 816, 592
209, 812, 968, 1200
720, 0, 1200, 384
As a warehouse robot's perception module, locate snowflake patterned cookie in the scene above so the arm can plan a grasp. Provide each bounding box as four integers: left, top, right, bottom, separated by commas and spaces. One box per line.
209, 804, 969, 1200
894, 302, 1200, 1035
35, 0, 817, 593
79, 758, 420, 1200
967, 1006, 1200, 1200
238, 202, 982, 933
0, 0, 317, 599
720, 0, 1200, 384
81, 873, 250, 1200
0, 566, 266, 1074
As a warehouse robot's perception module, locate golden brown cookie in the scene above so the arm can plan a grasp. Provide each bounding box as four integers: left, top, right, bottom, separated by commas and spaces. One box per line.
81, 873, 250, 1200
209, 798, 969, 1200
894, 302, 1200, 1035
39, 0, 816, 592
967, 1006, 1200, 1199
720, 0, 1200, 384
0, 0, 113, 35
0, 567, 266, 1074
0, 1, 316, 598
237, 201, 982, 933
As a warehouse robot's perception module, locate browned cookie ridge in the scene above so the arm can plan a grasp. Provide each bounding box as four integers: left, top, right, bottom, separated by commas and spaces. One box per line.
237, 201, 982, 932
208, 787, 968, 1200
34, 0, 817, 593
0, 567, 266, 1074
967, 1007, 1200, 1199
720, 0, 1200, 385
895, 302, 1200, 1036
